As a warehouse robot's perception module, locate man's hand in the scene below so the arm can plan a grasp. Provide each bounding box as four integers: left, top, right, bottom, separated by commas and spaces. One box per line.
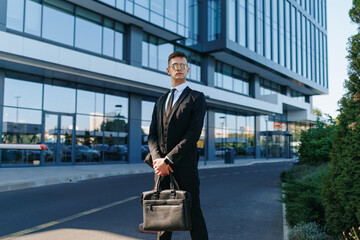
153, 158, 173, 176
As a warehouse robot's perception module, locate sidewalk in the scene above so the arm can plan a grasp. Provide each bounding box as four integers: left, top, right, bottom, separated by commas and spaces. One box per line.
0, 158, 293, 193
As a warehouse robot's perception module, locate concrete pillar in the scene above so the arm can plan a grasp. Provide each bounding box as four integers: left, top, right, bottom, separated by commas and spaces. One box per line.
0, 70, 4, 165
124, 24, 143, 67
0, 0, 7, 31
128, 93, 142, 163
255, 116, 261, 158
201, 55, 216, 87
206, 110, 216, 161
250, 74, 261, 98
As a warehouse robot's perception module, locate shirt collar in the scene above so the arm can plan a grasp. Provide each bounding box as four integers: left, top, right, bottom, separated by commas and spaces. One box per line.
171, 82, 188, 92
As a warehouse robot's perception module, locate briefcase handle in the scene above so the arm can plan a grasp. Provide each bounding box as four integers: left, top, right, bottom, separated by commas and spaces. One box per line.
154, 171, 180, 191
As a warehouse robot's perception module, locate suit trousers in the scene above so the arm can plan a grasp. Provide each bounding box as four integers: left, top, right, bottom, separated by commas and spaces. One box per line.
157, 167, 209, 240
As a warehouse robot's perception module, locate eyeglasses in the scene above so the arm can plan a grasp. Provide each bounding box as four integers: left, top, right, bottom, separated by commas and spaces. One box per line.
169, 63, 188, 70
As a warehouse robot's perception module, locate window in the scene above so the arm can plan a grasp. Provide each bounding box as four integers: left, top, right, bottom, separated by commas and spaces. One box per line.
25, 0, 42, 36
285, 1, 291, 69
44, 84, 76, 113
248, 0, 256, 51
229, 0, 236, 42
265, 0, 271, 59
238, 0, 246, 46
279, 0, 285, 66
272, 0, 278, 63
75, 8, 103, 54
6, 0, 24, 31
256, 0, 264, 55
215, 61, 250, 95
42, 1, 75, 46
208, 0, 221, 41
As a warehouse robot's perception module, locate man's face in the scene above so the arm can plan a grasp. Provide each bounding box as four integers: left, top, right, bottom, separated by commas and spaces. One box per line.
167, 57, 190, 83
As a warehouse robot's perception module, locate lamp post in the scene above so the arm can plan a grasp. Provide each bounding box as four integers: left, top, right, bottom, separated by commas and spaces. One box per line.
220, 116, 225, 157
14, 96, 21, 123
115, 104, 122, 145
264, 115, 269, 160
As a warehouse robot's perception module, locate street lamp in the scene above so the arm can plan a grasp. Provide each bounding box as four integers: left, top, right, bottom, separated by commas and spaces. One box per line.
220, 116, 225, 157
115, 104, 122, 145
14, 96, 21, 123
264, 115, 269, 160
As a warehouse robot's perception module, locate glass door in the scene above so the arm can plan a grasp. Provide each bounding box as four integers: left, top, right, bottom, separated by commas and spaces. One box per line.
43, 112, 75, 164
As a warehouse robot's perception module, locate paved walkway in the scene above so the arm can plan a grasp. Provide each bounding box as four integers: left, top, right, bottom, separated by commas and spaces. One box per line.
0, 158, 293, 192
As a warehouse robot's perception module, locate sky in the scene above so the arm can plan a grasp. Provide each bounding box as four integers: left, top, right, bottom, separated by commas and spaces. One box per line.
312, 0, 358, 118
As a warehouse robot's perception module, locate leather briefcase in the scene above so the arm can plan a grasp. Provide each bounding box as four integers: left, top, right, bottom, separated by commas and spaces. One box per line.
141, 172, 192, 231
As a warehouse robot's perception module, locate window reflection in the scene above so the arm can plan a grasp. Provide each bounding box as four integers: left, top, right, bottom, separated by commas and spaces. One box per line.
6, 0, 24, 31
44, 84, 76, 113
42, 5, 75, 46
4, 78, 43, 110
141, 101, 155, 160
1, 107, 42, 165
25, 0, 42, 36
77, 90, 104, 115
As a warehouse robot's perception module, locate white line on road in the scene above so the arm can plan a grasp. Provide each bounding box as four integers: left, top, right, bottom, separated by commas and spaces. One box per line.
0, 196, 139, 240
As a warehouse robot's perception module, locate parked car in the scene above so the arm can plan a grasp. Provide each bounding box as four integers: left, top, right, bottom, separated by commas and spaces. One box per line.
75, 145, 100, 162
104, 145, 128, 161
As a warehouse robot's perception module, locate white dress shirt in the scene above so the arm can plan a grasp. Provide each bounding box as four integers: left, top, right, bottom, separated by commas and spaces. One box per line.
164, 82, 188, 111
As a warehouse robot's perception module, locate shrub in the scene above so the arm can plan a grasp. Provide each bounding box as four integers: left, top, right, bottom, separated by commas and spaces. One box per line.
322, 2, 360, 238
282, 164, 329, 228
288, 222, 331, 240
297, 117, 337, 165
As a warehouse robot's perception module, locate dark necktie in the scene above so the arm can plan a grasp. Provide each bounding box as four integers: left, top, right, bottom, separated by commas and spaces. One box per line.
166, 88, 176, 117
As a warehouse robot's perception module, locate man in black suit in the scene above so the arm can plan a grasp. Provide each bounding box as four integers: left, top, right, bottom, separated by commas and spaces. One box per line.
148, 51, 209, 240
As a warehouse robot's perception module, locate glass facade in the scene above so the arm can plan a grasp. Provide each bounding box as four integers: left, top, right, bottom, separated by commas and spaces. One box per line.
142, 33, 202, 82
1, 0, 328, 165
215, 61, 250, 95
227, 0, 328, 89
6, 0, 125, 60
1, 77, 129, 165
214, 113, 255, 159
97, 0, 199, 44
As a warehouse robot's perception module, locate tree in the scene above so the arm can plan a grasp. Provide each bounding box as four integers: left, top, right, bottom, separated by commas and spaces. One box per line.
297, 116, 337, 165
322, 1, 360, 237
313, 107, 323, 117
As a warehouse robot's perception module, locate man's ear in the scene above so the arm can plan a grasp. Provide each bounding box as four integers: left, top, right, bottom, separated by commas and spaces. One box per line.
166, 67, 171, 75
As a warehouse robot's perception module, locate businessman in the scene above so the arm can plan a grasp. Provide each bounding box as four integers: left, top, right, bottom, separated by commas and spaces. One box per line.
148, 51, 208, 240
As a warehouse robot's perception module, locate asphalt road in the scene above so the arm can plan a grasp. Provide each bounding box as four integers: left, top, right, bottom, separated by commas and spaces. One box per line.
0, 162, 291, 240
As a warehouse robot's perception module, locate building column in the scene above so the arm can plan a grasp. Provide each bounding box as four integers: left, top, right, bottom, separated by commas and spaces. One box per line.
255, 116, 261, 158
124, 24, 143, 67
206, 110, 215, 161
250, 74, 261, 98
0, 0, 6, 31
201, 55, 216, 87
128, 93, 142, 163
0, 70, 4, 165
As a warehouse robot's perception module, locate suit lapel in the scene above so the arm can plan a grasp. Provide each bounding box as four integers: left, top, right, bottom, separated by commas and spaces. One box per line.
159, 91, 169, 127
167, 86, 191, 121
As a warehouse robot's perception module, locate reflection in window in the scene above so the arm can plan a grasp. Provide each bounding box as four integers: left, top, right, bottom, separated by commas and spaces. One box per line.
105, 94, 129, 119
228, 0, 236, 42
141, 101, 155, 160
6, 0, 24, 31
208, 0, 221, 41
44, 84, 76, 113
248, 0, 255, 51
215, 61, 250, 95
158, 41, 174, 71
4, 78, 43, 110
77, 90, 104, 115
75, 9, 102, 54
238, 0, 246, 46
1, 107, 42, 164
42, 5, 75, 46
25, 0, 42, 36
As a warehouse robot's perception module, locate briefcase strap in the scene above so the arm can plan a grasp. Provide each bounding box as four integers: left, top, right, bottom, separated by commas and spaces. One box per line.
155, 171, 180, 191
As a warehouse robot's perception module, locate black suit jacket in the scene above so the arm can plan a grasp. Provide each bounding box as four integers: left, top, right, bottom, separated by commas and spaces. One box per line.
148, 86, 206, 168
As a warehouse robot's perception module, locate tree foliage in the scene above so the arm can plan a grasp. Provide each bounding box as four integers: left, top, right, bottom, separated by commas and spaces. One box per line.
322, 1, 360, 237
297, 117, 337, 165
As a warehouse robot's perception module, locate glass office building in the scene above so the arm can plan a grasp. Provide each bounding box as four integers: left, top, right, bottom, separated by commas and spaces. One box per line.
0, 0, 327, 166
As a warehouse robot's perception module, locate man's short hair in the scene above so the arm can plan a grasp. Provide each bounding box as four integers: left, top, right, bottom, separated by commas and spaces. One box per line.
168, 51, 188, 65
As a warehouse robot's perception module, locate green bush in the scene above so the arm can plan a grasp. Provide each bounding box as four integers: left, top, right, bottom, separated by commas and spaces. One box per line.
288, 222, 331, 240
297, 117, 337, 165
282, 164, 329, 228
322, 1, 360, 238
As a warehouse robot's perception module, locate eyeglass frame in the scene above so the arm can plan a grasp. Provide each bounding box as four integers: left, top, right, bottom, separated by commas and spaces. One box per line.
168, 63, 188, 70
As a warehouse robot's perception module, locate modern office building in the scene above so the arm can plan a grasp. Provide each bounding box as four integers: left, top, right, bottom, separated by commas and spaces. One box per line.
0, 0, 327, 166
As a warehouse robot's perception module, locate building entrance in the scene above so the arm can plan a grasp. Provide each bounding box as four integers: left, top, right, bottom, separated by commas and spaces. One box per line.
260, 131, 292, 158
42, 112, 75, 164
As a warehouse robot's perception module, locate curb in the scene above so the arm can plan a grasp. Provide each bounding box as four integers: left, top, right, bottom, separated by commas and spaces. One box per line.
0, 159, 293, 193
